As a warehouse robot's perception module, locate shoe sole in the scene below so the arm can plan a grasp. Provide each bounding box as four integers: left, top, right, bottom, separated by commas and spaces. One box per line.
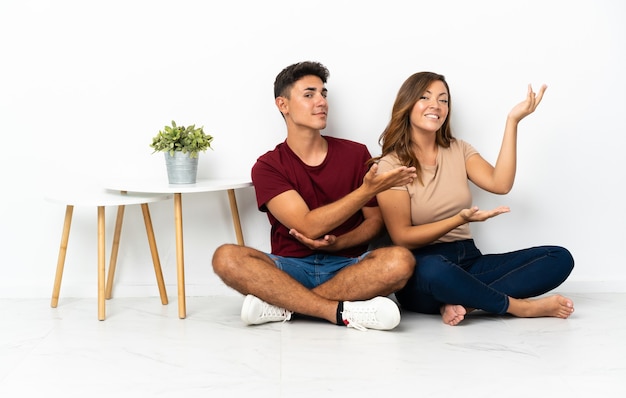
240, 294, 256, 324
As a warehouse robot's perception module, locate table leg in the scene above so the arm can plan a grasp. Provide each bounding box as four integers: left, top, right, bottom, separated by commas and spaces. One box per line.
227, 189, 245, 246
105, 205, 125, 300
97, 206, 106, 321
174, 193, 186, 319
51, 205, 73, 308
141, 203, 169, 305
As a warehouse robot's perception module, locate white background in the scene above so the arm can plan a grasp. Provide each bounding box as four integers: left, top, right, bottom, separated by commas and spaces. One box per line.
1, 0, 624, 298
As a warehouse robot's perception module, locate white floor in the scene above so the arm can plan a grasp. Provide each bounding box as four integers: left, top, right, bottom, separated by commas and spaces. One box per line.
1, 292, 624, 398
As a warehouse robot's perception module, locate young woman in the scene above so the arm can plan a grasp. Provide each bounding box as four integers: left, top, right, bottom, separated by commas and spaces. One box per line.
372, 72, 574, 326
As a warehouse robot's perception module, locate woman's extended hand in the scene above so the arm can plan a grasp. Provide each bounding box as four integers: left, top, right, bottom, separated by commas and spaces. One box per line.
508, 84, 547, 123
459, 206, 510, 222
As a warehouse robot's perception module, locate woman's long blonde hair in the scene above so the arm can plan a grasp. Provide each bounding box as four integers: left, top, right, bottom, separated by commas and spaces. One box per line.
370, 72, 455, 184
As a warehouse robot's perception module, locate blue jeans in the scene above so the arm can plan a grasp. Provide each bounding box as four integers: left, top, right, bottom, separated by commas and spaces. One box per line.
395, 239, 574, 315
266, 252, 369, 289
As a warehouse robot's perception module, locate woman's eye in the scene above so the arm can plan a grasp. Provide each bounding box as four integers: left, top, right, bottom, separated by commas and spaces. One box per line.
420, 96, 429, 100
439, 99, 448, 104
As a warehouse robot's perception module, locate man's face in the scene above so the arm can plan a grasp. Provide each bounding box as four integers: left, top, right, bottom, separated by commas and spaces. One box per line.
277, 75, 328, 131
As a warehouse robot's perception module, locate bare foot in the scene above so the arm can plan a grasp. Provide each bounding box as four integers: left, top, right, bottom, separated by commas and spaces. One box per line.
440, 304, 467, 326
508, 294, 574, 319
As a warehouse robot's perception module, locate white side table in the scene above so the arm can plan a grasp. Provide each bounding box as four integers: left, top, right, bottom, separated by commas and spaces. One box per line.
46, 188, 172, 320
106, 178, 253, 319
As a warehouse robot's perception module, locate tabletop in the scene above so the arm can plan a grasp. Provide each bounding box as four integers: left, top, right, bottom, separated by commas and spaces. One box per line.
45, 187, 172, 207
106, 178, 253, 194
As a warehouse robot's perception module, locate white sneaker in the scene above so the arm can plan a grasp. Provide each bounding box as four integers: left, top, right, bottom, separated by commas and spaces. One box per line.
341, 296, 401, 331
241, 295, 292, 325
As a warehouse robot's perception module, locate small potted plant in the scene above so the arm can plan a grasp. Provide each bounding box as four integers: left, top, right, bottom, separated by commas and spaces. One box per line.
150, 120, 214, 184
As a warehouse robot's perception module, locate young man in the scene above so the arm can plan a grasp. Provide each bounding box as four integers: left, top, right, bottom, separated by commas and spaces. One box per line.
212, 61, 417, 331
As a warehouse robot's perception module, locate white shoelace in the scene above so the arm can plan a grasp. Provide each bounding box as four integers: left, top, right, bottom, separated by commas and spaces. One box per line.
260, 303, 292, 322
342, 309, 379, 331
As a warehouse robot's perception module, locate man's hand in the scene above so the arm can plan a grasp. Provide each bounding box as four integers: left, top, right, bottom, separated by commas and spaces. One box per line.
363, 163, 417, 195
289, 228, 339, 251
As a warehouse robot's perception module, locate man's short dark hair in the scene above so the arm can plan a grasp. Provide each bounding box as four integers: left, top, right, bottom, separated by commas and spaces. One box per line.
274, 61, 330, 99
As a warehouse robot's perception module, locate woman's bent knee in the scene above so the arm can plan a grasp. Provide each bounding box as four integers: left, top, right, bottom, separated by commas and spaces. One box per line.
548, 246, 575, 275
551, 246, 575, 282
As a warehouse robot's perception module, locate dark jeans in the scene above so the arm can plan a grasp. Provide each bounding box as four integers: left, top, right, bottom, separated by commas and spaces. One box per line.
395, 239, 574, 315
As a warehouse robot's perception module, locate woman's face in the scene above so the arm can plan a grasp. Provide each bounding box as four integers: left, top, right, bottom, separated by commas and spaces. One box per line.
409, 80, 449, 135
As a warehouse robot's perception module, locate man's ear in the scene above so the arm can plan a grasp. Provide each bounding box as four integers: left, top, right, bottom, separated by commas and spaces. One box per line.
275, 96, 288, 115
